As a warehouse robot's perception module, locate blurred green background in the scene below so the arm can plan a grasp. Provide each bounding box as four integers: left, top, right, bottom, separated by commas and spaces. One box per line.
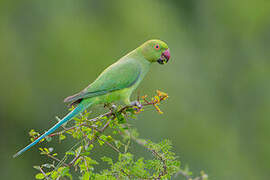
1, 0, 270, 179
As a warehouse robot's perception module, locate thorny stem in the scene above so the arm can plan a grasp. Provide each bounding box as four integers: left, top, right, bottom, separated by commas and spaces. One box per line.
97, 136, 122, 153
120, 130, 167, 180
174, 170, 207, 180
35, 91, 167, 141
47, 154, 69, 167
39, 166, 50, 180
67, 118, 113, 167
123, 130, 207, 180
37, 91, 173, 178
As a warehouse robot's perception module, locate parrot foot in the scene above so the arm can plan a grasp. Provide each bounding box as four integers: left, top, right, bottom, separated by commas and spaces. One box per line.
130, 100, 143, 111
104, 103, 117, 112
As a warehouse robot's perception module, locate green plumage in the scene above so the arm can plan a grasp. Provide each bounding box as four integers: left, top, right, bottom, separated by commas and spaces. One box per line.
13, 39, 170, 157
64, 51, 147, 105
64, 39, 169, 106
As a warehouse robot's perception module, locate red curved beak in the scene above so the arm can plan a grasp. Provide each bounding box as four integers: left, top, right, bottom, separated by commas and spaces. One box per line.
163, 49, 170, 62
157, 48, 171, 64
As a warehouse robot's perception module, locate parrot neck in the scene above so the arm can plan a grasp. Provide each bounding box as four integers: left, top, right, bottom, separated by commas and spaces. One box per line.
135, 46, 157, 63
129, 48, 152, 65
131, 49, 151, 76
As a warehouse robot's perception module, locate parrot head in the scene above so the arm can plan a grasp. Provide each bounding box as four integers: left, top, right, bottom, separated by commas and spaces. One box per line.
140, 39, 170, 65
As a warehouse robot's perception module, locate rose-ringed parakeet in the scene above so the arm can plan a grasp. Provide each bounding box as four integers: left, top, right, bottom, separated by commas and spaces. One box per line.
13, 39, 170, 158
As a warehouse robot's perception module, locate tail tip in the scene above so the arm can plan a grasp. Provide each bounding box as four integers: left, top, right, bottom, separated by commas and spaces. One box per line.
12, 152, 20, 158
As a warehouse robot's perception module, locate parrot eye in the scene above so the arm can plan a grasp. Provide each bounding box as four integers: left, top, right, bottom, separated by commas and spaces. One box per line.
154, 44, 160, 50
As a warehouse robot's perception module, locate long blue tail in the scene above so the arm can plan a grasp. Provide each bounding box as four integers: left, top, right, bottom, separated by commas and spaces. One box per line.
13, 103, 87, 158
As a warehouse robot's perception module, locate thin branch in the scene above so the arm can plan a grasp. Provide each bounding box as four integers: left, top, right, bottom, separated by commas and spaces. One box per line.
39, 166, 50, 180
46, 154, 69, 167
68, 154, 81, 167
173, 169, 208, 180
34, 91, 172, 179
68, 119, 112, 166
97, 136, 121, 153
174, 170, 191, 179
124, 130, 207, 180
35, 92, 167, 142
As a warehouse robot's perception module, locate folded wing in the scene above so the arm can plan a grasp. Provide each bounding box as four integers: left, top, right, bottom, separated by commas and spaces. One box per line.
64, 60, 141, 104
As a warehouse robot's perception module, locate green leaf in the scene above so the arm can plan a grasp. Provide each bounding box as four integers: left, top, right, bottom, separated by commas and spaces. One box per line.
35, 173, 44, 179
116, 113, 126, 124
98, 139, 104, 146
44, 148, 50, 153
60, 167, 70, 176
74, 158, 82, 166
106, 135, 113, 142
101, 156, 113, 165
84, 156, 98, 165
33, 166, 40, 170
85, 144, 94, 151
56, 167, 71, 179
82, 172, 90, 180
99, 135, 107, 141
50, 171, 58, 179
60, 134, 66, 141
66, 150, 75, 155
29, 129, 39, 137
114, 140, 121, 149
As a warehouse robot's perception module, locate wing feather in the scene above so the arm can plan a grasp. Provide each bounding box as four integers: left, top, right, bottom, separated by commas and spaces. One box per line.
64, 59, 141, 103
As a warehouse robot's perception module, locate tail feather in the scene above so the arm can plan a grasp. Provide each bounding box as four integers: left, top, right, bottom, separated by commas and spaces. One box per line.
13, 103, 87, 158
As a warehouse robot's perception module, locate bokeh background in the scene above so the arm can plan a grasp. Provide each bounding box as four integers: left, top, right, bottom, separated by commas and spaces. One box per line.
1, 0, 270, 179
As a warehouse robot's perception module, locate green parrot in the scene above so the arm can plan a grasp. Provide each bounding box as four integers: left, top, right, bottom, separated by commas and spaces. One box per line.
13, 39, 170, 158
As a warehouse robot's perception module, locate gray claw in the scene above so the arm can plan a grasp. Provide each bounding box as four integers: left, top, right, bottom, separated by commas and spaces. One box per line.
104, 103, 117, 112
131, 101, 142, 109
111, 104, 117, 109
